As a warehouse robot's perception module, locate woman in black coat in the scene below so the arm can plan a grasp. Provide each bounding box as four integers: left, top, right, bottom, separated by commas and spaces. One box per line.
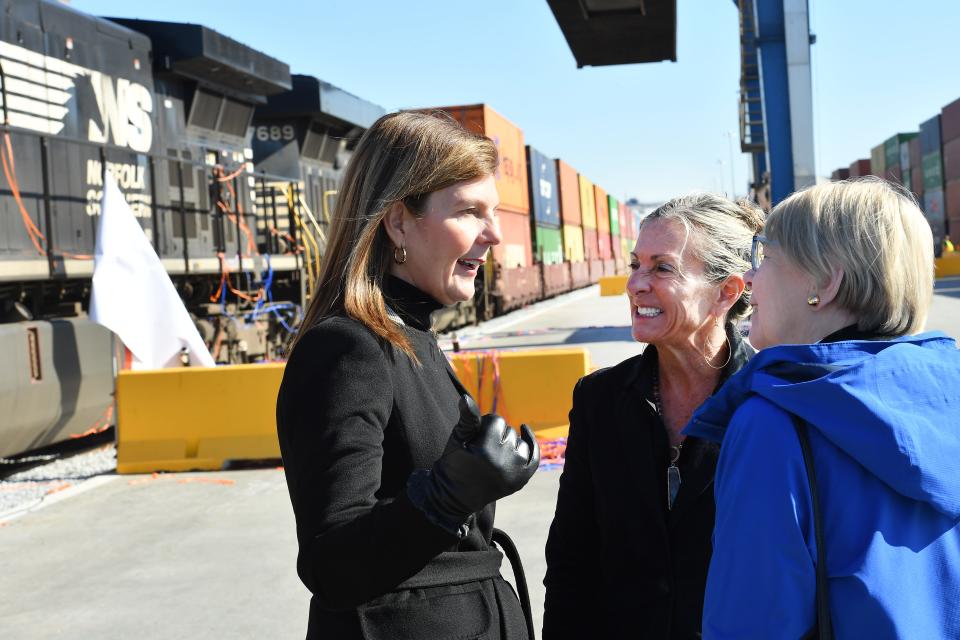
542, 194, 763, 640
277, 112, 539, 640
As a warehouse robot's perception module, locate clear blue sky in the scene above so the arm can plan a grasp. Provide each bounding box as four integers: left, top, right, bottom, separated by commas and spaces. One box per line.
73, 0, 960, 203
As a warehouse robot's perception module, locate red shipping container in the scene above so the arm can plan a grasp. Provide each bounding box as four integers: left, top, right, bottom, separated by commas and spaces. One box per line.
619, 202, 630, 239
831, 168, 850, 181
941, 97, 960, 144
556, 159, 582, 226
583, 226, 599, 261
491, 209, 532, 268
911, 167, 924, 199
595, 186, 610, 235
943, 138, 960, 183
848, 159, 871, 177
946, 180, 960, 235
598, 230, 613, 261
909, 138, 922, 169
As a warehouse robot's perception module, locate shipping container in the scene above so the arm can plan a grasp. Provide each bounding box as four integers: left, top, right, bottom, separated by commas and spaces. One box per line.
943, 138, 960, 183
583, 226, 599, 261
533, 224, 563, 265
946, 180, 960, 238
900, 142, 911, 172
911, 167, 924, 200
556, 159, 582, 226
607, 195, 620, 236
923, 151, 944, 191
595, 185, 610, 236
920, 115, 942, 156
870, 144, 886, 176
588, 258, 604, 283
598, 230, 613, 261
562, 223, 585, 262
885, 133, 916, 173
579, 175, 597, 229
431, 104, 529, 214
941, 97, 960, 144
924, 189, 947, 255
909, 138, 921, 170
492, 209, 533, 268
848, 159, 871, 177
831, 168, 850, 181
569, 259, 590, 289
526, 146, 560, 227
619, 202, 631, 239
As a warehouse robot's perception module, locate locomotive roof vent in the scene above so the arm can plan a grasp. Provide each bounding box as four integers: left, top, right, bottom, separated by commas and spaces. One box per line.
106, 19, 292, 101
260, 75, 385, 131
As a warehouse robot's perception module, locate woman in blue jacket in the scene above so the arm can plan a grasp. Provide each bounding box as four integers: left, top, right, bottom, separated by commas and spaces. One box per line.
685, 177, 960, 639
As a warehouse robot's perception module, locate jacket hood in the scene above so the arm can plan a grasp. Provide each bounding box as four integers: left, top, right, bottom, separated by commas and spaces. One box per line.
686, 332, 960, 519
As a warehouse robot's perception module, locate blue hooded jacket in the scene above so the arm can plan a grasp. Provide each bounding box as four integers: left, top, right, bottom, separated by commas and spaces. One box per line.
685, 332, 960, 639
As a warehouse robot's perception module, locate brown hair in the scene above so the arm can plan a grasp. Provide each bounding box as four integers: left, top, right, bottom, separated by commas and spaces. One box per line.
289, 111, 498, 359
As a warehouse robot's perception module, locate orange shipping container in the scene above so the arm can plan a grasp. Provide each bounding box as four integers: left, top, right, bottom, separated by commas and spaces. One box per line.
579, 175, 597, 228
556, 159, 582, 226
595, 186, 610, 236
430, 104, 529, 215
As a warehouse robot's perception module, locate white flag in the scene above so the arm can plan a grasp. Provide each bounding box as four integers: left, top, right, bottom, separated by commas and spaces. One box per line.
90, 171, 215, 369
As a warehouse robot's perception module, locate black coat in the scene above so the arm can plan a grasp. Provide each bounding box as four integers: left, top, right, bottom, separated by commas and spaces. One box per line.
542, 328, 753, 640
277, 277, 527, 640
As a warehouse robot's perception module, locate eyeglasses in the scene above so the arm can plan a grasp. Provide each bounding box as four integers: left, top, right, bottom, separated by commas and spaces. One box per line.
750, 235, 767, 270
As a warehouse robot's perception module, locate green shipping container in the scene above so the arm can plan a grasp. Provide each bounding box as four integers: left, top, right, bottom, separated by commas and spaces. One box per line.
885, 133, 917, 171
607, 195, 620, 236
922, 152, 944, 191
534, 225, 564, 265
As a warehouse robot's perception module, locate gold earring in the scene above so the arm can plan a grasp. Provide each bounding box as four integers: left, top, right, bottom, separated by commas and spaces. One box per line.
393, 245, 407, 264
807, 294, 820, 306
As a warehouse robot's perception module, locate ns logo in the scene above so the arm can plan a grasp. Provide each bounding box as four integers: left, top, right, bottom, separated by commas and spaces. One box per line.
78, 71, 153, 154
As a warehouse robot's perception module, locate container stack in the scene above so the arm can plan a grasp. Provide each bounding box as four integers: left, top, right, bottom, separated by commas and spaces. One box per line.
578, 174, 602, 283
920, 114, 946, 253
594, 185, 614, 276
607, 194, 621, 270
619, 201, 632, 269
870, 143, 886, 178
943, 98, 960, 242
848, 159, 871, 177
526, 145, 567, 297
556, 159, 589, 288
884, 133, 916, 184
434, 104, 541, 312
908, 137, 923, 202
830, 168, 850, 181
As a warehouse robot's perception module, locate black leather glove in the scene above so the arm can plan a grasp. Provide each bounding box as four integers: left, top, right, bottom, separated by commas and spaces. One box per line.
407, 394, 540, 536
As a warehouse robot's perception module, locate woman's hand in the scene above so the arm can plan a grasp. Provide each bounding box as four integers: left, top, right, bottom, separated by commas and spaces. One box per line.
408, 395, 540, 535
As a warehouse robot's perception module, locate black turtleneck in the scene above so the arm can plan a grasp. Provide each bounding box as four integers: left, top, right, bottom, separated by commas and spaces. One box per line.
819, 324, 886, 343
383, 274, 443, 331
276, 276, 500, 637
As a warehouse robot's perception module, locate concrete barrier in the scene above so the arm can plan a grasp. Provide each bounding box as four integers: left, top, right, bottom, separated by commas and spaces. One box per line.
116, 346, 589, 473
936, 253, 960, 277
116, 363, 284, 474
450, 347, 591, 440
599, 274, 628, 296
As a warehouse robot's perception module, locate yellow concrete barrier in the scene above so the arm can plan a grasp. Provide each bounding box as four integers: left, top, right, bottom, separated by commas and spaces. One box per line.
599, 274, 628, 296
936, 253, 960, 277
116, 363, 284, 474
450, 348, 591, 440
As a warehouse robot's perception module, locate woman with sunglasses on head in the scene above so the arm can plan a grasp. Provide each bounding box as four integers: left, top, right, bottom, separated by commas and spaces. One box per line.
543, 194, 764, 640
687, 177, 960, 639
276, 112, 539, 640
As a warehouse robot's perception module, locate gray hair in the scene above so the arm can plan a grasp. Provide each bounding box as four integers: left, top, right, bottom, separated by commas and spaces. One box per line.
641, 193, 765, 323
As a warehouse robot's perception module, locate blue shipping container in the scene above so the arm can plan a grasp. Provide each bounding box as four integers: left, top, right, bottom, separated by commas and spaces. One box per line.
920, 115, 942, 157
526, 146, 560, 227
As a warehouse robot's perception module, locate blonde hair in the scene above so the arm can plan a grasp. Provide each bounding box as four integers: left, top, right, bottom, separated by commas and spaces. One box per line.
766, 176, 934, 336
290, 111, 498, 358
641, 193, 765, 323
